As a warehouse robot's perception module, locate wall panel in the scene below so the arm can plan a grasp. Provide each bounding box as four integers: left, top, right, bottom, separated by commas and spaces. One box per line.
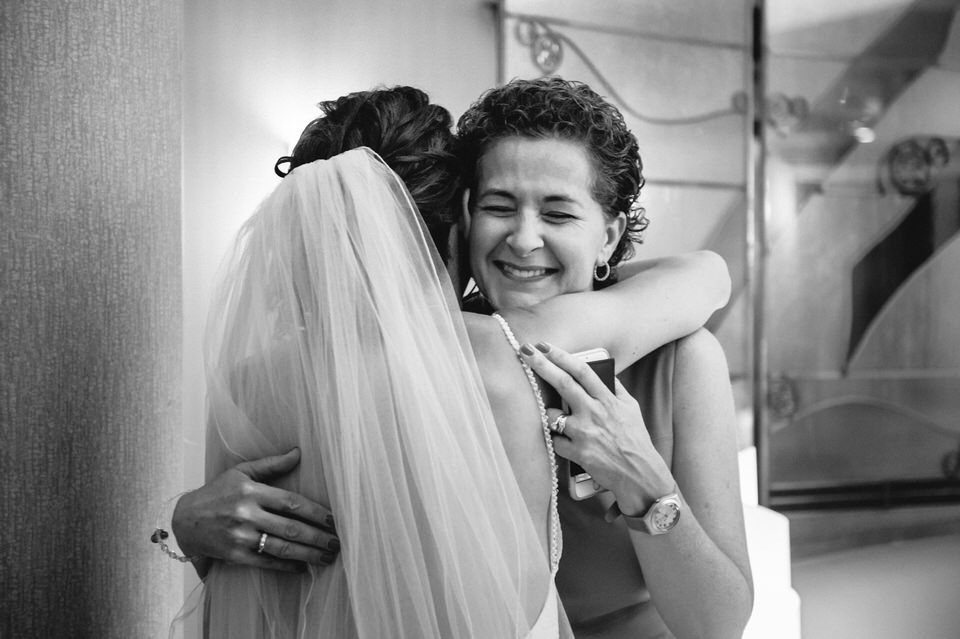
0, 2, 183, 636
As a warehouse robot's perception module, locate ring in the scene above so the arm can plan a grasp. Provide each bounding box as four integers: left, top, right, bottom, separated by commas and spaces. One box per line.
257, 532, 268, 554
549, 414, 568, 436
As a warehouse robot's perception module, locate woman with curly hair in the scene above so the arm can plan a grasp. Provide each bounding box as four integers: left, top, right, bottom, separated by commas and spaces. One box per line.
455, 77, 753, 639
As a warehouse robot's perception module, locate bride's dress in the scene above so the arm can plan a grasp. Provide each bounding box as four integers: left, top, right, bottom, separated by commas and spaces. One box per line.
529, 581, 561, 639
187, 148, 565, 638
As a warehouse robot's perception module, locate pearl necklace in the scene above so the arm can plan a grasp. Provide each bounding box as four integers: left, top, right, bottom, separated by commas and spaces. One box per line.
492, 313, 562, 576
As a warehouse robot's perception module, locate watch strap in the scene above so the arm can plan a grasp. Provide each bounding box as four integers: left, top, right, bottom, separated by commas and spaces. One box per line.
621, 509, 654, 533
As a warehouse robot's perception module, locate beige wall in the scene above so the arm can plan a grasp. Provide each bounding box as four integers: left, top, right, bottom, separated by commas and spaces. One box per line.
0, 2, 183, 637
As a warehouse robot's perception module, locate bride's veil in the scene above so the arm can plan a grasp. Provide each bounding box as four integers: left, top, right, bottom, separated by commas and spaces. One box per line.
190, 148, 550, 637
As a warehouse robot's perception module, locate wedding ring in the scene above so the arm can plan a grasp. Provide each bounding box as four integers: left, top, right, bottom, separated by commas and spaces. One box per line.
257, 532, 269, 554
550, 414, 568, 436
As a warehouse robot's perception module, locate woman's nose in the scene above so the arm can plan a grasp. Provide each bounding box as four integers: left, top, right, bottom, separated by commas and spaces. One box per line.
504, 213, 543, 256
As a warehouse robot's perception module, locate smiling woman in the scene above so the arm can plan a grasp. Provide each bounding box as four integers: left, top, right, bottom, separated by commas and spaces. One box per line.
455, 77, 649, 314
455, 77, 753, 639
464, 137, 626, 310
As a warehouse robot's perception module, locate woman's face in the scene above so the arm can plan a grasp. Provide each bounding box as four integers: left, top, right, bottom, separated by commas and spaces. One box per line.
465, 136, 625, 310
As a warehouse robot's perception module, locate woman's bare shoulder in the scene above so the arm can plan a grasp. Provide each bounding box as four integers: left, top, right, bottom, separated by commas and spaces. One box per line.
674, 327, 727, 372
463, 313, 511, 359
462, 312, 527, 392
672, 328, 735, 440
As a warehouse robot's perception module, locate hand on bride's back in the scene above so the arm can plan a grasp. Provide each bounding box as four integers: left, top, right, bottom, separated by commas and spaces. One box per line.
173, 448, 339, 576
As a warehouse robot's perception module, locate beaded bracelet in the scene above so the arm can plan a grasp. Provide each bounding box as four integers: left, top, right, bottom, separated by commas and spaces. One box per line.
151, 491, 199, 563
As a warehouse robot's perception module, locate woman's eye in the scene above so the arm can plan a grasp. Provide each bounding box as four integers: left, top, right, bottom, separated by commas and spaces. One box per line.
479, 205, 515, 216
543, 211, 575, 223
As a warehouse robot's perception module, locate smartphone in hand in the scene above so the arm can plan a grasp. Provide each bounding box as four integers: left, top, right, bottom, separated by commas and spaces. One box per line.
560, 348, 615, 501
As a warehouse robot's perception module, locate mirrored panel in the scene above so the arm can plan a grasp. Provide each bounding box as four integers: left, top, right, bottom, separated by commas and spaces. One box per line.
763, 0, 960, 515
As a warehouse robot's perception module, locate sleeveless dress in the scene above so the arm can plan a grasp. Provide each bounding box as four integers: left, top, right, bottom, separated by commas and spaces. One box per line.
555, 343, 678, 639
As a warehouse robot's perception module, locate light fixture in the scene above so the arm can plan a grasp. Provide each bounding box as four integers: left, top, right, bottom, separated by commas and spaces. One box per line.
852, 125, 876, 144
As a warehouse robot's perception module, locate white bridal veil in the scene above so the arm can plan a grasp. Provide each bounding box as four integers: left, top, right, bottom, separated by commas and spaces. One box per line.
191, 148, 551, 638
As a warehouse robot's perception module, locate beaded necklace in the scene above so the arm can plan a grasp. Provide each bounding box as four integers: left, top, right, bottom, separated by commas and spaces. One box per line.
491, 313, 562, 576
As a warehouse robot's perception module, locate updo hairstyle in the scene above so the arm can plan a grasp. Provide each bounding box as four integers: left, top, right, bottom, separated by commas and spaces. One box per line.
276, 86, 460, 260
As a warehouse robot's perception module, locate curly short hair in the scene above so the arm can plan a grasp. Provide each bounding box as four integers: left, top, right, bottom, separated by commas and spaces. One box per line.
455, 77, 647, 271
276, 86, 460, 260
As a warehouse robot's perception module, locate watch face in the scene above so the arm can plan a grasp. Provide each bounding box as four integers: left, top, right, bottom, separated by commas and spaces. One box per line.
651, 500, 680, 532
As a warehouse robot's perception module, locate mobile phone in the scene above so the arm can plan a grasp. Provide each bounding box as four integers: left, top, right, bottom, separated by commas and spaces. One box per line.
560, 348, 615, 501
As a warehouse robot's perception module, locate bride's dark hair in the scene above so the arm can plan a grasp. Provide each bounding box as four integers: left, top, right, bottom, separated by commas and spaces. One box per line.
275, 86, 460, 260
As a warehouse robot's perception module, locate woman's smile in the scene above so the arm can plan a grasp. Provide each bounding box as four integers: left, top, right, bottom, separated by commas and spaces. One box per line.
495, 260, 558, 281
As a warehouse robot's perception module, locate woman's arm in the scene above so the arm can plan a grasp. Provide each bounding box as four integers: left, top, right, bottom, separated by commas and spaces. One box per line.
521, 334, 753, 639
503, 250, 730, 371
622, 330, 752, 639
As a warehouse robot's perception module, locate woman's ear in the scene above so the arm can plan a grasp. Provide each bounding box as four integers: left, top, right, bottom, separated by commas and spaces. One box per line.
461, 189, 472, 238
600, 212, 627, 261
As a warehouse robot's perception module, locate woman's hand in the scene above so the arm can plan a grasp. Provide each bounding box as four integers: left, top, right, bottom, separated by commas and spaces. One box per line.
519, 343, 674, 516
172, 448, 339, 575
527, 334, 754, 639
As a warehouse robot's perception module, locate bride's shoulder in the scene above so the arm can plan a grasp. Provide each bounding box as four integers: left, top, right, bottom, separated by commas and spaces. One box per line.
462, 312, 523, 380
462, 312, 503, 356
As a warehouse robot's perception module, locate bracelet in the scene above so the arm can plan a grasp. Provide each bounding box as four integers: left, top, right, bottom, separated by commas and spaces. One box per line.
151, 491, 199, 563
151, 528, 195, 562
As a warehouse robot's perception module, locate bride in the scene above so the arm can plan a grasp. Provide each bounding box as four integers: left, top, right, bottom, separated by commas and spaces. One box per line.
178, 87, 728, 638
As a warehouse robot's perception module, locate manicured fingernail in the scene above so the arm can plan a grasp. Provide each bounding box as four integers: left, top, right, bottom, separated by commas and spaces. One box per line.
520, 344, 535, 357
321, 552, 337, 564
327, 538, 340, 552
535, 342, 551, 353
325, 514, 336, 529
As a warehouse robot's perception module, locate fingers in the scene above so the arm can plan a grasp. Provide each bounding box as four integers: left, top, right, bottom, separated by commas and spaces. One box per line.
542, 344, 613, 399
519, 346, 590, 412
551, 434, 576, 462
522, 343, 613, 403
545, 407, 579, 440
247, 483, 338, 566
227, 498, 339, 569
257, 507, 339, 552
258, 483, 336, 532
229, 532, 336, 573
223, 458, 341, 569
236, 448, 301, 482
253, 527, 339, 567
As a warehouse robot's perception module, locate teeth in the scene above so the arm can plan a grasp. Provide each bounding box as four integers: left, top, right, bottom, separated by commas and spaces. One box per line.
501, 263, 548, 279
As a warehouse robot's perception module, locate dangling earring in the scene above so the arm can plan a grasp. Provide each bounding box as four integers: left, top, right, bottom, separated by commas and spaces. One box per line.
594, 261, 611, 282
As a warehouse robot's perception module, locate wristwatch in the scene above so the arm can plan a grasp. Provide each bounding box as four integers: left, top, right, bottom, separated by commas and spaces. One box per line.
622, 493, 682, 535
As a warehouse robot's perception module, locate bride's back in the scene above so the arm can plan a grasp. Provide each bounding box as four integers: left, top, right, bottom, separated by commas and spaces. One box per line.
271, 86, 557, 575
464, 313, 555, 565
